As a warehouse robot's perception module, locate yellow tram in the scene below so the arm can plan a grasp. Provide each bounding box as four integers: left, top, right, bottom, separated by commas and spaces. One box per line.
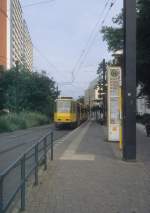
54, 97, 87, 129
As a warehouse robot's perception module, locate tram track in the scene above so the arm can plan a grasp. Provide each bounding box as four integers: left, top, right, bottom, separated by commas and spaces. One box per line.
0, 124, 72, 172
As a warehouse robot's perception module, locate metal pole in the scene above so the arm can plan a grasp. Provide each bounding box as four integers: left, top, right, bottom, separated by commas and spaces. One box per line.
21, 155, 26, 211
0, 176, 3, 212
123, 0, 136, 160
88, 89, 91, 120
103, 59, 106, 123
51, 132, 54, 161
35, 145, 38, 185
44, 137, 47, 170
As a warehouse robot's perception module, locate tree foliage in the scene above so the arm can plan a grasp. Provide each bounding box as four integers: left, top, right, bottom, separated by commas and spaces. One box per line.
101, 11, 123, 52
97, 61, 103, 88
136, 0, 150, 96
77, 96, 85, 104
0, 66, 59, 116
101, 0, 150, 97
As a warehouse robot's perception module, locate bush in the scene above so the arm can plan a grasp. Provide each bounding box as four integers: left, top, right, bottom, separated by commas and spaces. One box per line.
0, 112, 49, 133
141, 113, 150, 125
136, 114, 143, 123
136, 113, 150, 125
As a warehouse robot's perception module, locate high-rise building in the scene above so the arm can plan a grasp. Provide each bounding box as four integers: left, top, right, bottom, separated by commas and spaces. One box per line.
0, 0, 33, 71
23, 20, 33, 71
0, 0, 7, 69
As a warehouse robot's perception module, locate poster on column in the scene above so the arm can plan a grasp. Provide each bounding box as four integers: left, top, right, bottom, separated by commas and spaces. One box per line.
107, 67, 121, 141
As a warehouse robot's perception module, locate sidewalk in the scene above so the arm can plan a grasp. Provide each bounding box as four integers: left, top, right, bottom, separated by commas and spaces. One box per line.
24, 121, 150, 213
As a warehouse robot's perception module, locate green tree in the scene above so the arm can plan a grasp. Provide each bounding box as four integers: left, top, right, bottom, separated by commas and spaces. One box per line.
101, 0, 150, 97
101, 11, 123, 52
97, 61, 103, 87
77, 96, 84, 104
136, 0, 150, 96
0, 65, 60, 116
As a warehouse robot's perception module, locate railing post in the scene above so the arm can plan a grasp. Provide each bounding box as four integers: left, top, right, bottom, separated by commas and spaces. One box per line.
51, 132, 54, 161
21, 155, 26, 211
0, 176, 4, 213
35, 144, 38, 185
44, 137, 47, 170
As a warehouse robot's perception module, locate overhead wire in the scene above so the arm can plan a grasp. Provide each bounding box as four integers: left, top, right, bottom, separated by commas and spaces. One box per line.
21, 1, 73, 84
0, 2, 64, 83
71, 0, 118, 84
31, 0, 118, 94
33, 45, 74, 84
33, 45, 59, 73
101, 0, 118, 24
4, 1, 70, 84
59, 0, 115, 94
77, 0, 117, 72
0, 3, 59, 77
1, 0, 118, 94
22, 0, 55, 8
70, 0, 112, 83
0, 0, 74, 92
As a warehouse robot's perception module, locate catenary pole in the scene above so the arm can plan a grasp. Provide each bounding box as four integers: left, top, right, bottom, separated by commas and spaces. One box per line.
102, 59, 106, 123
122, 0, 136, 160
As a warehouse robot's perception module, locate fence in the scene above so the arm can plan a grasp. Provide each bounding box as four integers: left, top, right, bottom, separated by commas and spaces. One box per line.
0, 131, 54, 213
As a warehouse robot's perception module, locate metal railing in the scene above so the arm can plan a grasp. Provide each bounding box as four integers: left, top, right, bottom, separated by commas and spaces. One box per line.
0, 131, 54, 213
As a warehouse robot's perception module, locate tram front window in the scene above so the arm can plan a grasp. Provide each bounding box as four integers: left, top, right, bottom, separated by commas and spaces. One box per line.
57, 101, 71, 113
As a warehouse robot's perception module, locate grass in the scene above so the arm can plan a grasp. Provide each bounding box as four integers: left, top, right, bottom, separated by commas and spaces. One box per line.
0, 112, 49, 133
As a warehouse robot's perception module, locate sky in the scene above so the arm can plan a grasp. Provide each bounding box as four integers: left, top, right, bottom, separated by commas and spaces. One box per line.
21, 0, 123, 98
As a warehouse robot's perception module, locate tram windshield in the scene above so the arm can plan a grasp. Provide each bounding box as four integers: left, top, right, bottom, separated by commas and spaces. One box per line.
56, 100, 71, 113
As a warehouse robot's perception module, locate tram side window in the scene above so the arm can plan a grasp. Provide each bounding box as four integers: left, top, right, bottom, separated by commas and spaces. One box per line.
77, 104, 80, 114
72, 102, 76, 113
54, 102, 56, 112
71, 102, 73, 113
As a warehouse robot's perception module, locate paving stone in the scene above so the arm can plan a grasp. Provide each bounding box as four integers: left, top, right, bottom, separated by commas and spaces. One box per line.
24, 121, 150, 213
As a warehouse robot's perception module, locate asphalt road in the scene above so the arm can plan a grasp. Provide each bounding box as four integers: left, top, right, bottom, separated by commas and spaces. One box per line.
0, 124, 72, 173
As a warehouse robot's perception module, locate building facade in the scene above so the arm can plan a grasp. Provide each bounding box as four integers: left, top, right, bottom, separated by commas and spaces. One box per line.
136, 85, 150, 115
84, 78, 102, 107
22, 20, 33, 71
0, 0, 7, 69
0, 0, 33, 71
